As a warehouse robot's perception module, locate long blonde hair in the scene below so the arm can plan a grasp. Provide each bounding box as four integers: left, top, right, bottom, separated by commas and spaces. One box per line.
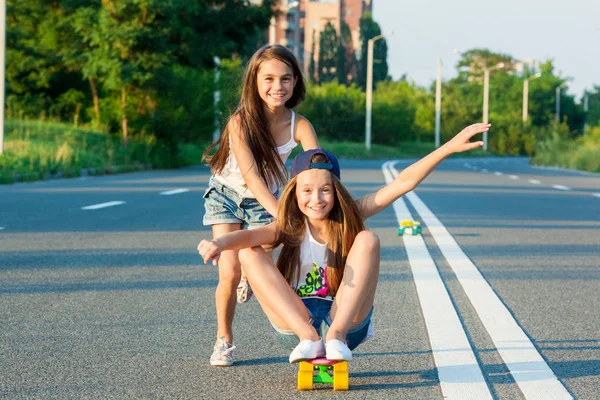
202, 45, 306, 189
273, 156, 365, 296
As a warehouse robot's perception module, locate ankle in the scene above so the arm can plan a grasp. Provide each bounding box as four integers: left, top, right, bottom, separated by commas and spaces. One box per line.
325, 329, 346, 343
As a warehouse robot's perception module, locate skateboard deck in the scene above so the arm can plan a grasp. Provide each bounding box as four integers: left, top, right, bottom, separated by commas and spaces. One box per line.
297, 357, 349, 391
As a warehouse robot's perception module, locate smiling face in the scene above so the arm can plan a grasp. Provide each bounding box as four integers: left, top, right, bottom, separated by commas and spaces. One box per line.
295, 169, 335, 223
256, 59, 297, 112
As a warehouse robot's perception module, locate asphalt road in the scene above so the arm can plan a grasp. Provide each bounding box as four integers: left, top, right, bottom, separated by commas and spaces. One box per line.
1, 157, 598, 399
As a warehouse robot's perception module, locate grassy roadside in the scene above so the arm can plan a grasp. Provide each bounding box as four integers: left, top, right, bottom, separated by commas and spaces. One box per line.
1, 119, 597, 184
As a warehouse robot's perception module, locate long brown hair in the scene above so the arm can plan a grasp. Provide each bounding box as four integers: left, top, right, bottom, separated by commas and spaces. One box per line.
202, 45, 306, 189
272, 155, 365, 296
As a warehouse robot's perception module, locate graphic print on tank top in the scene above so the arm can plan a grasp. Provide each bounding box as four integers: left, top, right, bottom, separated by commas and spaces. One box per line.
296, 261, 329, 297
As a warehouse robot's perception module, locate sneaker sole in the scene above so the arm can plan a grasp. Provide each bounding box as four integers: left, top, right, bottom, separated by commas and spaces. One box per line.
210, 360, 233, 367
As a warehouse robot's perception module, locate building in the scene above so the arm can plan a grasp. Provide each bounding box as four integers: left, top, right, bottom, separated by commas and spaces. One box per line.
263, 0, 373, 78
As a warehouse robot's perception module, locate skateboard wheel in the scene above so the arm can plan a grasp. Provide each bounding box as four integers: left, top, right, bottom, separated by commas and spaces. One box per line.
298, 362, 313, 390
332, 361, 348, 391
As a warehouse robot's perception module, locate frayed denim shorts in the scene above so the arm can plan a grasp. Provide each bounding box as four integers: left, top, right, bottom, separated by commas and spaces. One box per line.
271, 297, 374, 351
203, 177, 276, 229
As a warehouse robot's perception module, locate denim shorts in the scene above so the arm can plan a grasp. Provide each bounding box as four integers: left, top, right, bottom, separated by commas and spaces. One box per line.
271, 297, 374, 351
203, 177, 277, 229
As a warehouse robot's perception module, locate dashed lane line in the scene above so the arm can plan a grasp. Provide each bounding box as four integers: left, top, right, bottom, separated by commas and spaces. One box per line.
81, 201, 126, 210
383, 162, 493, 399
552, 185, 571, 191
160, 188, 190, 195
399, 175, 573, 400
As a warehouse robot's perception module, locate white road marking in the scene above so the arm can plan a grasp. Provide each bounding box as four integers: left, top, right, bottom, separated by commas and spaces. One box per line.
509, 175, 519, 180
160, 188, 190, 195
402, 188, 573, 400
529, 179, 541, 184
81, 201, 126, 210
383, 163, 493, 399
552, 185, 571, 191
593, 193, 600, 198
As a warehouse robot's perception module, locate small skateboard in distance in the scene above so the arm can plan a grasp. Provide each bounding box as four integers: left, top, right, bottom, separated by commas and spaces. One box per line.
297, 357, 349, 391
398, 220, 422, 236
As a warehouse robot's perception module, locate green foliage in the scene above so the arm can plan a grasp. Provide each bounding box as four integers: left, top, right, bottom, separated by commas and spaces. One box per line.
296, 82, 365, 142
531, 122, 600, 172
318, 22, 338, 83
358, 12, 388, 89
0, 120, 155, 183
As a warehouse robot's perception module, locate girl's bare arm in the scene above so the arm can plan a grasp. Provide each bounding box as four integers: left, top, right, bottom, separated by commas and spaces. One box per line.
229, 117, 280, 217
197, 222, 278, 265
356, 123, 490, 219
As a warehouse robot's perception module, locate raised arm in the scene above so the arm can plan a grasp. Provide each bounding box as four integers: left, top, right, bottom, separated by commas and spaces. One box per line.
356, 123, 490, 219
229, 116, 280, 217
197, 222, 278, 265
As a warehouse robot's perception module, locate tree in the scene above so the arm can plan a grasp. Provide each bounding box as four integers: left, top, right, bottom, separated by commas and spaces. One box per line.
337, 21, 356, 85
358, 12, 388, 90
318, 22, 338, 83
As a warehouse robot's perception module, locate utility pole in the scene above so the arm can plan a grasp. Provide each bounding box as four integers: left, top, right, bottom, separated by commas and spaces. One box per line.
434, 57, 442, 148
0, 0, 6, 155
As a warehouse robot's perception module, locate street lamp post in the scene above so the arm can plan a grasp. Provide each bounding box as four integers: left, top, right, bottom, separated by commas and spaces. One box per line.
555, 83, 568, 123
584, 92, 589, 136
365, 33, 385, 151
522, 72, 541, 123
434, 49, 459, 149
0, 0, 6, 155
213, 56, 221, 143
482, 62, 505, 151
434, 57, 442, 148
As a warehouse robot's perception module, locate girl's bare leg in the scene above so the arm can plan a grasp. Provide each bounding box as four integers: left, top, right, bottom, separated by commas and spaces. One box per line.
238, 246, 320, 341
327, 230, 380, 342
212, 223, 243, 343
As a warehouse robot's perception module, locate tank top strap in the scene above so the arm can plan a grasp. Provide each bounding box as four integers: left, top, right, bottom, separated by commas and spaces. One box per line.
290, 110, 296, 142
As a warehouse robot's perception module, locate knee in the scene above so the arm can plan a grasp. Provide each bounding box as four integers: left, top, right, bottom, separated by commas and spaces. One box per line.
355, 230, 380, 251
238, 246, 262, 267
217, 252, 241, 284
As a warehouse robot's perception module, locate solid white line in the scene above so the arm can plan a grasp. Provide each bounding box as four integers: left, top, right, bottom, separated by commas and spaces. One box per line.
403, 190, 573, 400
160, 188, 190, 195
509, 175, 519, 180
552, 185, 571, 191
81, 201, 126, 210
383, 163, 493, 399
529, 179, 541, 184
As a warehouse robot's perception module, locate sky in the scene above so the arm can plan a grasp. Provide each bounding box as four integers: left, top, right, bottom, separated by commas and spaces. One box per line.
373, 0, 599, 100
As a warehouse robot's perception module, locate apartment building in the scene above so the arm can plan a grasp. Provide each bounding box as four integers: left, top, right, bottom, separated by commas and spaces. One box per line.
262, 0, 373, 76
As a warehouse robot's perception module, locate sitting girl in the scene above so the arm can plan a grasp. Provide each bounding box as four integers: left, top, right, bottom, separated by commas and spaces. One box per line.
198, 123, 490, 362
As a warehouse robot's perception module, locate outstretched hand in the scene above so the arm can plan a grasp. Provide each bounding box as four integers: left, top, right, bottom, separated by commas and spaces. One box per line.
197, 239, 221, 266
444, 123, 490, 154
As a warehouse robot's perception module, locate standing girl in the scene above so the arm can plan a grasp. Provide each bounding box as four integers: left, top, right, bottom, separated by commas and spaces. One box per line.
202, 44, 319, 366
198, 123, 490, 362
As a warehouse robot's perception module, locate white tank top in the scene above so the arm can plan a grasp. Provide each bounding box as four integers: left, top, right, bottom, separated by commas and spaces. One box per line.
213, 111, 297, 198
295, 223, 333, 301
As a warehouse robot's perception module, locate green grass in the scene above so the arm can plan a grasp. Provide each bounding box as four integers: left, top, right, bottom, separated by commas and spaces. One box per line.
0, 120, 154, 183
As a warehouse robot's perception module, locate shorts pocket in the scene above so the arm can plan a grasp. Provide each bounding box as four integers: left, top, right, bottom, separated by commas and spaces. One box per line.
203, 187, 215, 199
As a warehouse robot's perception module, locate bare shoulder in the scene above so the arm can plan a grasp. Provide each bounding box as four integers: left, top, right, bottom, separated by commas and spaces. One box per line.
226, 113, 243, 136
293, 113, 318, 146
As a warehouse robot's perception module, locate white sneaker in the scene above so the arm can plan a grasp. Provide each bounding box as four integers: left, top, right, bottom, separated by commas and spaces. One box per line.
289, 339, 325, 363
325, 339, 352, 361
210, 336, 236, 366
